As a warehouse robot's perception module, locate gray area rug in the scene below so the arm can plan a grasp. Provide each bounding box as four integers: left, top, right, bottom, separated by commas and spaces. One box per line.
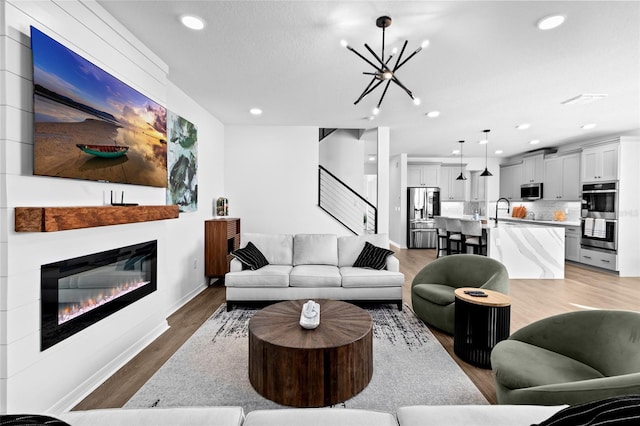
125, 303, 487, 413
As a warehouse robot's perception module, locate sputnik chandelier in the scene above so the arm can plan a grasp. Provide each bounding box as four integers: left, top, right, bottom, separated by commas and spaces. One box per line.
342, 16, 428, 114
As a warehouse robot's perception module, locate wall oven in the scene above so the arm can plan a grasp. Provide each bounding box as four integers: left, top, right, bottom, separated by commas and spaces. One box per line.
580, 181, 618, 251
581, 218, 617, 251
581, 181, 617, 219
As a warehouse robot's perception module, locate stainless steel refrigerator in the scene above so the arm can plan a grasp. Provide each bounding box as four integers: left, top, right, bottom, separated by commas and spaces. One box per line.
407, 187, 441, 249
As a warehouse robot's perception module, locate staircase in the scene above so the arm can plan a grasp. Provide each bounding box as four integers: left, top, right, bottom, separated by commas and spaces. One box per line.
318, 165, 377, 235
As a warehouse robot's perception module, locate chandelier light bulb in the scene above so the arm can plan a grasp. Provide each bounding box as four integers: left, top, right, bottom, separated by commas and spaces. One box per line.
421, 40, 430, 49
372, 107, 380, 115
382, 71, 393, 80
340, 39, 349, 48
413, 97, 421, 106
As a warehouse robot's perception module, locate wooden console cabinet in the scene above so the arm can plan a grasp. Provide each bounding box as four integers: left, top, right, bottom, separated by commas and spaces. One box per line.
205, 218, 240, 283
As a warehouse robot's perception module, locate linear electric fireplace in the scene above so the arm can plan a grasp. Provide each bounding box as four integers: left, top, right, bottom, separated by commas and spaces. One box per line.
41, 240, 157, 351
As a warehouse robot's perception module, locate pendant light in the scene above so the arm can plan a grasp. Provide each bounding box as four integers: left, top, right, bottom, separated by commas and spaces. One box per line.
456, 140, 467, 180
480, 129, 493, 177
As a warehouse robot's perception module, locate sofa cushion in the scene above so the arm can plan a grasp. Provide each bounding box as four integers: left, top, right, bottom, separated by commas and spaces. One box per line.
243, 408, 397, 426
232, 242, 269, 270
353, 242, 394, 270
225, 265, 292, 288
290, 265, 341, 287
58, 407, 245, 426
492, 340, 605, 390
340, 267, 405, 288
293, 234, 338, 266
242, 233, 293, 265
533, 395, 640, 426
412, 283, 456, 306
338, 234, 390, 267
397, 405, 567, 426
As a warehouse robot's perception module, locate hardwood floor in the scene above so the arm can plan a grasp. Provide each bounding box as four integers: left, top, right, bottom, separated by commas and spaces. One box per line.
74, 248, 640, 409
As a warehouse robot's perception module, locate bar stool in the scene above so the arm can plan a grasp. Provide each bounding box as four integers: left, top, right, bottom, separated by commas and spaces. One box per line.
434, 216, 448, 258
461, 220, 486, 255
445, 218, 463, 255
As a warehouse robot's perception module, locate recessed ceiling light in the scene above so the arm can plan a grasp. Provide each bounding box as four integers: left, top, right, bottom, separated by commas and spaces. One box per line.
495, 150, 504, 155
537, 14, 566, 30
582, 123, 597, 130
368, 155, 376, 161
452, 149, 460, 155
478, 139, 488, 145
249, 108, 262, 116
426, 111, 440, 118
529, 139, 540, 145
181, 15, 205, 30
516, 123, 531, 130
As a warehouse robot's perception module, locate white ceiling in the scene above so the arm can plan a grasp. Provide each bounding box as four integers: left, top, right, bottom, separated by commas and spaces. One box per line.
98, 1, 640, 159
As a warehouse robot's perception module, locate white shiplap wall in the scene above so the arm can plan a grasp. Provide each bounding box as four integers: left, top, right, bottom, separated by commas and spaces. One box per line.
0, 0, 224, 413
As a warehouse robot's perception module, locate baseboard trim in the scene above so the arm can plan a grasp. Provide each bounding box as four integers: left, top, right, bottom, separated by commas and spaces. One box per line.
48, 319, 169, 414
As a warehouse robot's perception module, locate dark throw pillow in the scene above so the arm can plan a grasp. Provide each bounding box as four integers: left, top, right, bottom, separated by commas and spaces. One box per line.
232, 241, 269, 270
353, 241, 394, 270
533, 394, 640, 426
0, 414, 71, 425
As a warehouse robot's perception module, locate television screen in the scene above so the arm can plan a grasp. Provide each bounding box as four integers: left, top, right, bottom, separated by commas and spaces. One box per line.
31, 26, 167, 187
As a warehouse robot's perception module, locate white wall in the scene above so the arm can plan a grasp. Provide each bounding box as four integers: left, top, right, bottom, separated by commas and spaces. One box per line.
389, 154, 406, 247
377, 127, 390, 236
0, 0, 223, 412
225, 125, 347, 236
319, 129, 365, 196
616, 137, 640, 277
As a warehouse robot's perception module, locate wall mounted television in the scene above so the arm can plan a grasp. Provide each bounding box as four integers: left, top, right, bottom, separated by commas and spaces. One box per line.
31, 26, 168, 187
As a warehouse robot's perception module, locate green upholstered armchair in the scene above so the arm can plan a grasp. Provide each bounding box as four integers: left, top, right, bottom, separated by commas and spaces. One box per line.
410, 254, 509, 334
491, 310, 640, 406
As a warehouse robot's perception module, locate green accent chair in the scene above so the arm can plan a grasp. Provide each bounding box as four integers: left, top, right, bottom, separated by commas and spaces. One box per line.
410, 254, 509, 334
491, 310, 640, 406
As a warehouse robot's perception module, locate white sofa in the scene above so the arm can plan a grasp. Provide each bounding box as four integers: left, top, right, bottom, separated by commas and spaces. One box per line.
225, 233, 405, 310
47, 404, 568, 425
56, 406, 245, 425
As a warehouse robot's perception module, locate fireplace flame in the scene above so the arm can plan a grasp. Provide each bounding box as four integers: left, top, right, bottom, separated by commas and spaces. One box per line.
58, 279, 149, 325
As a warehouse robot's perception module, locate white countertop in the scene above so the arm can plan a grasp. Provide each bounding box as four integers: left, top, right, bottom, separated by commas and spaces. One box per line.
493, 217, 581, 227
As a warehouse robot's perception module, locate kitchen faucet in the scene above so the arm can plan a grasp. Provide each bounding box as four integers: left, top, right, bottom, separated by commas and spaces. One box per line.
495, 198, 511, 224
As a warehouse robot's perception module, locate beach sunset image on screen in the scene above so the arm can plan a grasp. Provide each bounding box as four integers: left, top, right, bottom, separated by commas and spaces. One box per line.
31, 26, 167, 187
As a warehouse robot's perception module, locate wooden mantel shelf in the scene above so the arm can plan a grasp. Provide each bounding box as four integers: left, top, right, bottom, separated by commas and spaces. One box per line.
15, 205, 180, 232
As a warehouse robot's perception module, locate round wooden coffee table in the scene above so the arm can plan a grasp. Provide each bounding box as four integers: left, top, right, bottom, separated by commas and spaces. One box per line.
453, 287, 511, 368
248, 299, 373, 407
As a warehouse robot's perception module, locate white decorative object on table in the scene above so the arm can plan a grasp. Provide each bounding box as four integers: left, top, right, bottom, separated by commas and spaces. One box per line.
299, 300, 320, 329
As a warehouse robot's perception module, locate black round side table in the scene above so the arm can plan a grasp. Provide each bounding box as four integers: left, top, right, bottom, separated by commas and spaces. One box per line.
454, 288, 511, 369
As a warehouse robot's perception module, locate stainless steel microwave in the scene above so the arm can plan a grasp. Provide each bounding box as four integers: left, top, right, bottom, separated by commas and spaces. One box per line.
521, 183, 543, 200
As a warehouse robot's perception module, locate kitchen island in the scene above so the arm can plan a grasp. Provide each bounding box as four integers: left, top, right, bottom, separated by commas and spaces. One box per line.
486, 221, 565, 279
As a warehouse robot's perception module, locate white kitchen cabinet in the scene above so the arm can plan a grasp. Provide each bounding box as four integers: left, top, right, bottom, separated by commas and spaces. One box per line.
581, 143, 619, 182
407, 164, 440, 187
564, 226, 580, 262
440, 166, 467, 201
469, 171, 486, 202
579, 247, 618, 271
544, 153, 580, 200
522, 154, 544, 183
499, 163, 522, 201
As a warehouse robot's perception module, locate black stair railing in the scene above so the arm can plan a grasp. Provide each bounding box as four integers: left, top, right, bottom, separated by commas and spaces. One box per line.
318, 165, 377, 235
